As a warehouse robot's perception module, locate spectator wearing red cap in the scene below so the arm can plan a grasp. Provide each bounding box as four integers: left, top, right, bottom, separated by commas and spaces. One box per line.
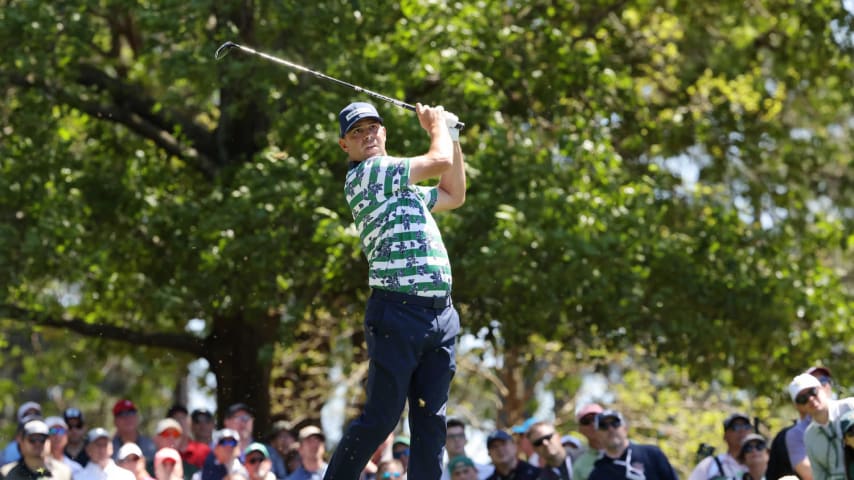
572, 403, 603, 480
112, 400, 157, 462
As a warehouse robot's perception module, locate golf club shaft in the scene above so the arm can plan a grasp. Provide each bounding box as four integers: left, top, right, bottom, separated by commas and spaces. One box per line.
215, 41, 465, 130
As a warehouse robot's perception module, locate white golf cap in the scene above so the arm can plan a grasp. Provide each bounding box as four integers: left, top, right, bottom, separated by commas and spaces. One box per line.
789, 373, 822, 401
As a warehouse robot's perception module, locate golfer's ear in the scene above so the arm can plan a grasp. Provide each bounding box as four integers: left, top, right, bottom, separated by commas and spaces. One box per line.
339, 138, 348, 152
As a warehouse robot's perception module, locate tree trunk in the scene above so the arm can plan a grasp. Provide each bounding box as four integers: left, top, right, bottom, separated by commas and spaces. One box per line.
206, 311, 277, 434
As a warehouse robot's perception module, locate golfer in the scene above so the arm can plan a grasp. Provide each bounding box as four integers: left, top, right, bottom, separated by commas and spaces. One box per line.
324, 101, 465, 480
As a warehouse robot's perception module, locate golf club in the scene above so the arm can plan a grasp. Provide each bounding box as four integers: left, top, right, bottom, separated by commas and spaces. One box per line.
215, 41, 465, 130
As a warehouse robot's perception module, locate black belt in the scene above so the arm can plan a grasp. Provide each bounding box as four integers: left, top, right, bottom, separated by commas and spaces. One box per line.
371, 289, 451, 309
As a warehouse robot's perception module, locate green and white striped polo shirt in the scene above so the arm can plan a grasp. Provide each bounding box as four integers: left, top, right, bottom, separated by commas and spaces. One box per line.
345, 155, 452, 296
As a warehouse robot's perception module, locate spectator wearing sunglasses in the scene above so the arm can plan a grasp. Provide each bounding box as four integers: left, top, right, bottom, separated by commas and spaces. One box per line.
241, 443, 274, 480
45, 416, 83, 476
149, 419, 196, 480
771, 366, 833, 480
391, 437, 410, 474
572, 403, 603, 480
525, 421, 571, 480
1, 401, 42, 466
199, 429, 246, 480
737, 434, 769, 480
588, 410, 678, 480
687, 412, 751, 480
112, 400, 157, 462
64, 408, 90, 468
1, 419, 53, 480
798, 372, 854, 480
484, 430, 540, 480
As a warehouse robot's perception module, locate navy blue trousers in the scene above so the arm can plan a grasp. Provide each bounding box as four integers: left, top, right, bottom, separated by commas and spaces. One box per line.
324, 290, 460, 480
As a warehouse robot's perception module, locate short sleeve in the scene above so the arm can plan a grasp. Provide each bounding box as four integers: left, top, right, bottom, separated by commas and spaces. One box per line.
415, 185, 439, 210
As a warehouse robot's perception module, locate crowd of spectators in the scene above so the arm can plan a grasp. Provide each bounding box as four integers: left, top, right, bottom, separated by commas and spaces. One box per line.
2, 364, 849, 479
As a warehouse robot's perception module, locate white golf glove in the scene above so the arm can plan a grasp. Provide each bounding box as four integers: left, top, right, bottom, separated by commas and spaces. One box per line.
444, 111, 461, 141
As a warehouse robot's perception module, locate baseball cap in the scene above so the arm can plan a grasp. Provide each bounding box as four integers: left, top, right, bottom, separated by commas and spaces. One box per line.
298, 425, 325, 442
45, 416, 68, 430
154, 447, 181, 466
156, 418, 183, 436
245, 442, 269, 459
21, 419, 49, 436
447, 455, 475, 473
511, 417, 536, 435
113, 399, 137, 416
486, 430, 513, 448
807, 365, 832, 377
118, 443, 143, 461
213, 428, 240, 445
87, 427, 111, 442
191, 409, 213, 422
594, 410, 625, 429
226, 403, 252, 418
64, 408, 84, 423
576, 403, 604, 422
723, 413, 751, 430
17, 401, 42, 422
561, 435, 583, 448
167, 404, 188, 418
789, 373, 822, 401
338, 102, 383, 138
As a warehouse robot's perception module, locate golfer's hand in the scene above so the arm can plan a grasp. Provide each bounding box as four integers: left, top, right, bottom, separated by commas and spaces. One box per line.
444, 111, 461, 141
416, 103, 446, 134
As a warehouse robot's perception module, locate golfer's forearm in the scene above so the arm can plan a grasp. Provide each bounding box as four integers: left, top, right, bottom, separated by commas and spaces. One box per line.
437, 142, 465, 208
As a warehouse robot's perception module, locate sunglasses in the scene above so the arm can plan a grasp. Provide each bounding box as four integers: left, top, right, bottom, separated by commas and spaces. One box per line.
742, 441, 767, 453
246, 456, 265, 465
159, 429, 182, 439
116, 410, 138, 418
382, 473, 402, 479
795, 387, 819, 405
49, 427, 67, 436
121, 455, 141, 463
219, 438, 238, 447
598, 419, 622, 431
727, 423, 752, 432
392, 448, 410, 459
531, 432, 554, 447
161, 459, 177, 467
27, 435, 48, 445
68, 423, 85, 430
579, 414, 596, 426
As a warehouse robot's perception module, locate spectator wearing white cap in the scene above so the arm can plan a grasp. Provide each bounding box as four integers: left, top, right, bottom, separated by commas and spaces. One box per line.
769, 366, 834, 480
795, 372, 854, 480
687, 412, 751, 480
1, 419, 52, 480
148, 419, 197, 480
153, 448, 184, 480
45, 416, 84, 476
571, 403, 604, 480
74, 427, 136, 480
1, 401, 42, 465
198, 429, 245, 480
116, 443, 153, 480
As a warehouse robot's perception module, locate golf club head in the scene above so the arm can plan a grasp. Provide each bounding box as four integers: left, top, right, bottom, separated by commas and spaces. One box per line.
214, 41, 238, 60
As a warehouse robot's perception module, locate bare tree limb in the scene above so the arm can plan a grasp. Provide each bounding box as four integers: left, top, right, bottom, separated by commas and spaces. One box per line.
1, 303, 207, 357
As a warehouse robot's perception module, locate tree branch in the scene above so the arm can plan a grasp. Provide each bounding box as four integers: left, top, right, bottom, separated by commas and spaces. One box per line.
0, 304, 207, 357
6, 71, 219, 180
